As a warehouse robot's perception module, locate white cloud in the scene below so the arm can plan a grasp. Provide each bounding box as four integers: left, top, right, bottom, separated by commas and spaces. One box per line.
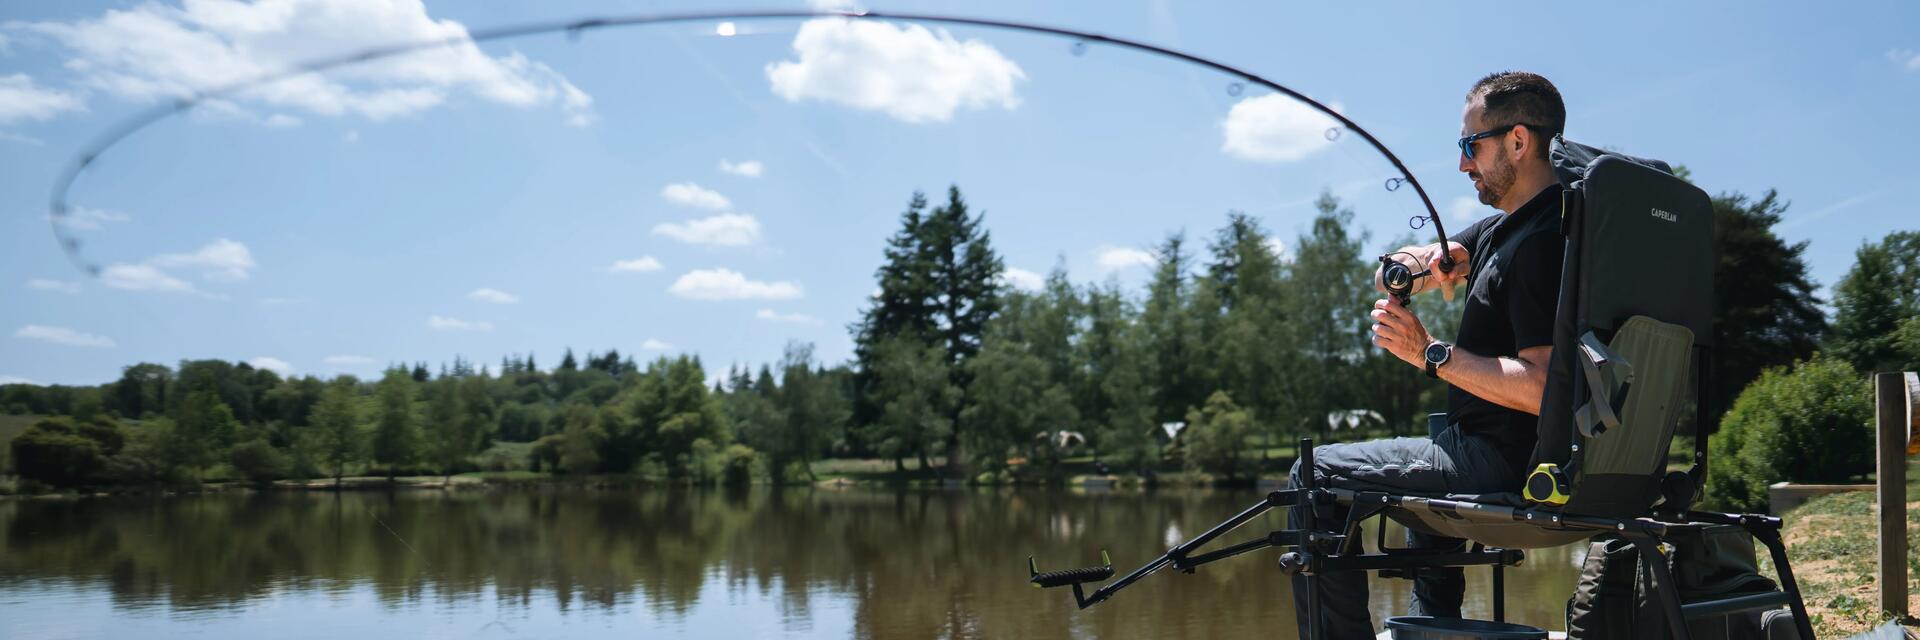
1449, 196, 1486, 221
652, 213, 762, 246
323, 355, 376, 366
263, 113, 300, 127
1266, 238, 1290, 263
1221, 93, 1341, 163
1890, 49, 1920, 72
668, 268, 802, 301
100, 263, 201, 294
718, 158, 764, 178
427, 315, 492, 331
247, 356, 293, 376
1096, 246, 1157, 273
53, 206, 131, 231
0, 375, 36, 385
467, 287, 520, 304
640, 338, 674, 351
23, 0, 592, 124
756, 308, 819, 324
0, 73, 85, 124
15, 324, 115, 348
766, 18, 1026, 124
661, 182, 732, 210
1001, 267, 1045, 291
27, 279, 82, 294
609, 256, 664, 273
151, 238, 255, 281
97, 238, 254, 296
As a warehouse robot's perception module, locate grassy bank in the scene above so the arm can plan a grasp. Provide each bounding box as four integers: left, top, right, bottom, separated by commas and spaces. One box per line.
1771, 459, 1920, 637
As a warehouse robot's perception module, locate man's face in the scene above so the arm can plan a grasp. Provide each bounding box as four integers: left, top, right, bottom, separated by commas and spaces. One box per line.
1458, 100, 1516, 208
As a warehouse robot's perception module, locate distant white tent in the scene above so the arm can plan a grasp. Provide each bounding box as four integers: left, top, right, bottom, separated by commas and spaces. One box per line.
1150, 421, 1187, 443
1034, 430, 1087, 451
1326, 410, 1384, 431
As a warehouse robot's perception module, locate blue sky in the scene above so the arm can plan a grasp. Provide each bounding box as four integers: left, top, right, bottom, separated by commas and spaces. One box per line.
3, 0, 1916, 386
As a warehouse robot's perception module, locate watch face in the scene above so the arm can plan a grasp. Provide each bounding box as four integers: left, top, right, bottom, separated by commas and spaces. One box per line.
1425, 342, 1449, 363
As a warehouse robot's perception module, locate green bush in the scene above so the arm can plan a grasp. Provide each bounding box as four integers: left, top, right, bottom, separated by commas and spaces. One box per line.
229, 439, 290, 484
721, 444, 758, 487
1707, 356, 1872, 511
8, 416, 124, 488
1182, 391, 1258, 483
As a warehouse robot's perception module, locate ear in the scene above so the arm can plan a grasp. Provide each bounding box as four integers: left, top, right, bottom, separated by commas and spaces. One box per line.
1508, 126, 1532, 157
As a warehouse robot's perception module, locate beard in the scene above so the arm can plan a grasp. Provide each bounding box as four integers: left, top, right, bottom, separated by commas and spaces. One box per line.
1471, 151, 1517, 207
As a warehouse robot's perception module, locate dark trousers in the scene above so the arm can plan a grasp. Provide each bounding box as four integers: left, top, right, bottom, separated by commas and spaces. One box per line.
1287, 427, 1520, 639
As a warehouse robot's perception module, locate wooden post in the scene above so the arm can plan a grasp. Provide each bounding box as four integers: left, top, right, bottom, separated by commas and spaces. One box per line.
1875, 371, 1916, 621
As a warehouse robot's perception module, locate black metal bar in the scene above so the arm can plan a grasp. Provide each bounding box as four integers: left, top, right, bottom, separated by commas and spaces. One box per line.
1321, 549, 1522, 573
1679, 591, 1793, 619
1076, 555, 1172, 609
1625, 535, 1693, 640
1301, 438, 1321, 640
1167, 490, 1296, 561
1752, 524, 1818, 640
1492, 562, 1506, 622
1175, 531, 1295, 568
1691, 349, 1711, 495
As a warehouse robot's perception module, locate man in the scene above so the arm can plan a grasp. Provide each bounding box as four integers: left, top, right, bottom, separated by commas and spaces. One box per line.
1289, 71, 1567, 638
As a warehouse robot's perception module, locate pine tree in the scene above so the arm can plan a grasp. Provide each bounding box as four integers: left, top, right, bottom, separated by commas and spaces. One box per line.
1200, 212, 1294, 441
1144, 233, 1208, 424
851, 186, 1005, 471
853, 192, 939, 434
1289, 193, 1375, 438
1710, 190, 1827, 417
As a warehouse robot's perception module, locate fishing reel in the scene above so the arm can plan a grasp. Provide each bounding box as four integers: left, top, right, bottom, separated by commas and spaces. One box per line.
1378, 253, 1428, 307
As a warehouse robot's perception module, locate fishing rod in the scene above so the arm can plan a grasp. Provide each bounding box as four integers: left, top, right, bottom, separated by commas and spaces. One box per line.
46, 9, 1453, 283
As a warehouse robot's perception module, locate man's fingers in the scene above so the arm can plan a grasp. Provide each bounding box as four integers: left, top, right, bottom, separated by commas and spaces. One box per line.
1372, 321, 1402, 342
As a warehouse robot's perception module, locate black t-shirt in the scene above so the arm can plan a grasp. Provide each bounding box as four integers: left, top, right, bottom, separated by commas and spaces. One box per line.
1445, 184, 1565, 471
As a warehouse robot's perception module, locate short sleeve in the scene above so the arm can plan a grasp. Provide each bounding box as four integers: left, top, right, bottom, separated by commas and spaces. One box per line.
1503, 229, 1565, 351
1449, 214, 1497, 251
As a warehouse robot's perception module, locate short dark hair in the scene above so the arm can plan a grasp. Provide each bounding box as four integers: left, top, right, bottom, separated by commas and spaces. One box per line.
1466, 71, 1565, 156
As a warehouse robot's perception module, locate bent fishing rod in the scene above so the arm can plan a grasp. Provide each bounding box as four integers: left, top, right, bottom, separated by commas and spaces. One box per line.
47, 9, 1454, 288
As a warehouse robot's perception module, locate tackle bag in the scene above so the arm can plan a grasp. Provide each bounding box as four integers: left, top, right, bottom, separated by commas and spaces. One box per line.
1565, 525, 1797, 639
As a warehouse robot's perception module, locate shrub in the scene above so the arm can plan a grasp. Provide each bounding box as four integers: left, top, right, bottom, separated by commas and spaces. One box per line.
229, 439, 290, 485
1707, 356, 1872, 511
8, 416, 124, 488
721, 444, 758, 487
1182, 391, 1258, 483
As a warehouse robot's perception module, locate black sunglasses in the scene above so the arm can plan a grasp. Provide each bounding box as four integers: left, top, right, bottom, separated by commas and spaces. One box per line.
1457, 123, 1554, 160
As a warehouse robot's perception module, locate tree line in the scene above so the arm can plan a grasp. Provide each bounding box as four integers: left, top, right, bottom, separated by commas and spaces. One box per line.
5, 182, 1911, 492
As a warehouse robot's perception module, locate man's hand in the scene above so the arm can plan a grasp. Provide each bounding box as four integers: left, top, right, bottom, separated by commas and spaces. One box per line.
1370, 297, 1432, 368
1374, 241, 1471, 300
1426, 242, 1470, 300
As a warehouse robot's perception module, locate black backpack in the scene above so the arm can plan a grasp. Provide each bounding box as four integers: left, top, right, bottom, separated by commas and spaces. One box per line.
1566, 525, 1799, 639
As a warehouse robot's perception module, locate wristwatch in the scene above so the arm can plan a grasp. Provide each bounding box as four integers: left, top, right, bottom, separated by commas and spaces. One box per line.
1423, 341, 1453, 379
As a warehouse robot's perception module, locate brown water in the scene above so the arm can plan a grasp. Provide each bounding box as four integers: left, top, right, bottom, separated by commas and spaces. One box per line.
0, 488, 1581, 639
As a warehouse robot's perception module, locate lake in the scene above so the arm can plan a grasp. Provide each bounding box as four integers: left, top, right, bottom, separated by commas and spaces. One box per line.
0, 488, 1582, 639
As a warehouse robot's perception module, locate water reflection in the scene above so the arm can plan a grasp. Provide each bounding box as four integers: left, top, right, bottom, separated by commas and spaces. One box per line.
0, 490, 1579, 638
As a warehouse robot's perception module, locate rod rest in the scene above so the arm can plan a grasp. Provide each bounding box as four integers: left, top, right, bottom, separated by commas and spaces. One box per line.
1029, 551, 1114, 588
